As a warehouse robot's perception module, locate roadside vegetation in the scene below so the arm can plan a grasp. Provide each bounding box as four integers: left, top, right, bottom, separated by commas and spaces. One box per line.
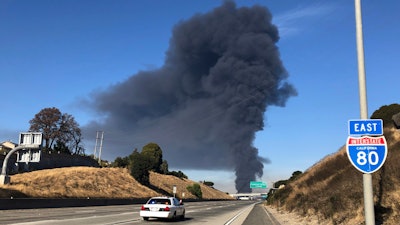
266, 103, 400, 225
29, 107, 84, 155
111, 143, 188, 186
0, 167, 231, 199
109, 142, 211, 199
0, 107, 232, 200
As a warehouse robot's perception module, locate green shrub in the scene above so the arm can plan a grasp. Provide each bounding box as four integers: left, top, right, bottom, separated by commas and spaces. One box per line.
167, 170, 188, 179
187, 183, 202, 199
203, 181, 214, 187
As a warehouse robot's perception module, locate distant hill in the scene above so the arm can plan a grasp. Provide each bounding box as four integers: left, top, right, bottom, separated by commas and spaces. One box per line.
0, 167, 233, 200
267, 127, 400, 225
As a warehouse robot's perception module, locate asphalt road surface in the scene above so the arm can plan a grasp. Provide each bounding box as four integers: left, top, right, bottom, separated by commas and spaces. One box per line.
0, 200, 280, 225
242, 203, 281, 225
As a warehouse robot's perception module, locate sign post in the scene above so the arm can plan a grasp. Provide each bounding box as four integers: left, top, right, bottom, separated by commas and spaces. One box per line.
353, 0, 376, 224
0, 132, 42, 185
173, 185, 177, 198
347, 119, 386, 225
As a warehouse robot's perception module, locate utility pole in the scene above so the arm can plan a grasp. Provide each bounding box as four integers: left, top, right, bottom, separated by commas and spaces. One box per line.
93, 132, 99, 158
98, 131, 104, 165
93, 131, 104, 165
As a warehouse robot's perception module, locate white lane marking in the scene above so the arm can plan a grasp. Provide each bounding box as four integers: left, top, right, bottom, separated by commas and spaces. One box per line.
263, 206, 279, 225
9, 212, 138, 225
75, 210, 96, 213
10, 220, 58, 225
224, 203, 256, 225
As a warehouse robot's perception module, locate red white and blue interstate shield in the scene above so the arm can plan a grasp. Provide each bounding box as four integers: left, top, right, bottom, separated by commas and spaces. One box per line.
346, 136, 387, 174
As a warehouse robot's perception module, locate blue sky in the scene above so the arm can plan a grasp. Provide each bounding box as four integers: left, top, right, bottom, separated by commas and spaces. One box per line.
1, 0, 399, 193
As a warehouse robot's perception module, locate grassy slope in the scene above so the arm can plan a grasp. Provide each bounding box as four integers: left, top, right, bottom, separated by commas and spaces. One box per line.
149, 171, 232, 200
0, 167, 232, 200
268, 128, 400, 225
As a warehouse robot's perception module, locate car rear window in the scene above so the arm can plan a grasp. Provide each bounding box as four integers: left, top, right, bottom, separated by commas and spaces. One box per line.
148, 198, 171, 205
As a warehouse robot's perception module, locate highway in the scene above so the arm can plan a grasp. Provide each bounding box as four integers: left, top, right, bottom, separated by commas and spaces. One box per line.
0, 201, 280, 225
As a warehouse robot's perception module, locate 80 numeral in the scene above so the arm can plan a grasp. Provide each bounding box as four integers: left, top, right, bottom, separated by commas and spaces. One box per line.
357, 151, 379, 166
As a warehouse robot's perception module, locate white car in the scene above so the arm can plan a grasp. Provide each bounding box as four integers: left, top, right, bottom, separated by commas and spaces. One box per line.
140, 196, 185, 221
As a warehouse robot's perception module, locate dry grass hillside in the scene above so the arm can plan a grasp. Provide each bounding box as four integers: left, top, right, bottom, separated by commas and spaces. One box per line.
149, 171, 232, 200
267, 128, 400, 225
0, 167, 232, 200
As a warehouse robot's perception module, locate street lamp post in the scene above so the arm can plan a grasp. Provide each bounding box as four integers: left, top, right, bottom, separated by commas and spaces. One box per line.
354, 1, 375, 224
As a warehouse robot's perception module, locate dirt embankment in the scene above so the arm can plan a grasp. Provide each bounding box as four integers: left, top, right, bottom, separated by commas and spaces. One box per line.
0, 167, 233, 200
267, 128, 400, 225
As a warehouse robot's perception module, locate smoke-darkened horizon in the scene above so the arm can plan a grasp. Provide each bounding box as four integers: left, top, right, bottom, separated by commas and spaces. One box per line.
83, 1, 297, 193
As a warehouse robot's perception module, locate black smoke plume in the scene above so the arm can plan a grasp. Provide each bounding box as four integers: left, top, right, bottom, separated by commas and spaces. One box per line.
84, 1, 296, 193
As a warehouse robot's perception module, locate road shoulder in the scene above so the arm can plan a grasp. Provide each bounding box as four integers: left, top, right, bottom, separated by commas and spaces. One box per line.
242, 202, 280, 225
264, 204, 320, 225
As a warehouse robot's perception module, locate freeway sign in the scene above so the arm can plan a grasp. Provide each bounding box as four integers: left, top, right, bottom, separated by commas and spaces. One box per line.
250, 181, 267, 189
348, 119, 383, 136
346, 136, 387, 173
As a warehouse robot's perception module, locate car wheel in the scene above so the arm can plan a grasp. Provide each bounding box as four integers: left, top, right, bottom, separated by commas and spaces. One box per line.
180, 211, 185, 220
142, 217, 149, 221
172, 212, 177, 221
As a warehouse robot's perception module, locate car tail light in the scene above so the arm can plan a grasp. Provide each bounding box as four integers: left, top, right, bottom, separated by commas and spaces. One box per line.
164, 206, 170, 211
141, 205, 148, 211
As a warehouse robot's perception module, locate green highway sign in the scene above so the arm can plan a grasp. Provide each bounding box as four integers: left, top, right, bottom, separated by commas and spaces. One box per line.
250, 181, 267, 189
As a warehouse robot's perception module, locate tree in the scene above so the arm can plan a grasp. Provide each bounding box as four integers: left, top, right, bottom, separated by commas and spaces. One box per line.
129, 150, 152, 185
141, 143, 163, 173
29, 107, 83, 154
289, 171, 303, 181
111, 156, 130, 168
29, 107, 62, 151
203, 181, 214, 187
167, 170, 188, 179
60, 113, 84, 155
273, 180, 287, 188
120, 143, 188, 184
160, 160, 169, 174
371, 103, 400, 127
53, 140, 70, 154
